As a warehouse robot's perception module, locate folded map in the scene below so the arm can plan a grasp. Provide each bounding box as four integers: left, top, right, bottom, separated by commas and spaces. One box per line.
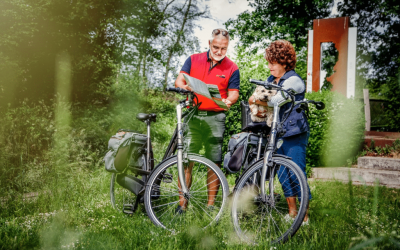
183, 74, 229, 110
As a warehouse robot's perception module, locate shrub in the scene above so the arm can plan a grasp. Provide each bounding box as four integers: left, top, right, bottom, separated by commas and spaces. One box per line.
223, 51, 271, 153
382, 70, 400, 132
306, 90, 365, 167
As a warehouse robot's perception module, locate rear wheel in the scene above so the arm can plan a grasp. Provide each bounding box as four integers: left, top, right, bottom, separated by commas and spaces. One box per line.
231, 157, 309, 244
144, 154, 229, 232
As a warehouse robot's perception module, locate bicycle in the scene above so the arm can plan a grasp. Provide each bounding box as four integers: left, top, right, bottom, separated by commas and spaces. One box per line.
230, 79, 325, 244
110, 87, 229, 232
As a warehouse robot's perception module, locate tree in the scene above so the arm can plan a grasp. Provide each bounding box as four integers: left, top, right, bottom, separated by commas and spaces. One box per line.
337, 0, 400, 87
0, 0, 146, 107
162, 0, 208, 90
225, 0, 334, 53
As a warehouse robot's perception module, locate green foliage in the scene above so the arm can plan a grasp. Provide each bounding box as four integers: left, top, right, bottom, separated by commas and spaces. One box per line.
380, 71, 400, 131
306, 90, 365, 167
222, 50, 271, 153
0, 73, 179, 197
224, 0, 334, 65
337, 0, 400, 88
1, 174, 400, 249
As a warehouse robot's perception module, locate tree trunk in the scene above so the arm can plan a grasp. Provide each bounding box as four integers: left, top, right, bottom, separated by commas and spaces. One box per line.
163, 0, 192, 91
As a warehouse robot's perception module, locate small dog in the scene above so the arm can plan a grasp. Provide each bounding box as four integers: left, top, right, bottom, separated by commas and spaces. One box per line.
250, 86, 277, 127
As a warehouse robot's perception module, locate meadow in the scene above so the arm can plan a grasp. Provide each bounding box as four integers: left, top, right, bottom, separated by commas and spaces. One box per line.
0, 80, 399, 249
1, 171, 399, 249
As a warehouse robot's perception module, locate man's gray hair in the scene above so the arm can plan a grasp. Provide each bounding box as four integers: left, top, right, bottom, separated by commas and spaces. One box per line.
209, 28, 230, 44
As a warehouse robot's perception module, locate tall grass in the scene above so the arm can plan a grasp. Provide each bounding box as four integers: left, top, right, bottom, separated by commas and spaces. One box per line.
1, 74, 399, 249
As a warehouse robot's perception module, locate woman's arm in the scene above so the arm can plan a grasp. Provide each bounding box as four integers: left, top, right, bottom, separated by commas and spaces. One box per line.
268, 76, 305, 106
248, 95, 269, 107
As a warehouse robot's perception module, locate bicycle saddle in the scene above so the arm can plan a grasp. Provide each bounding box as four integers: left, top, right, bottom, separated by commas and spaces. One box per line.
136, 113, 157, 122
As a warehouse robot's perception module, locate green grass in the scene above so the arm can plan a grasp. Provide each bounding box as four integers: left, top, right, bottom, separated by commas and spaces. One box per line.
1, 171, 399, 250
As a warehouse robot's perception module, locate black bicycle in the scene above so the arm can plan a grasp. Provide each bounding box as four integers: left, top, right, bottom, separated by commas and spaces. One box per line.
231, 79, 325, 244
110, 87, 229, 232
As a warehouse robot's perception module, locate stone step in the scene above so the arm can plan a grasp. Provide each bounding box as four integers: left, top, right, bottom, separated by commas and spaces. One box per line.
364, 131, 400, 148
312, 167, 400, 189
358, 156, 400, 171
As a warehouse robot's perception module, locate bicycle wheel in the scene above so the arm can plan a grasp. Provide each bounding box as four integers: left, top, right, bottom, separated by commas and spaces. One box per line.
231, 156, 309, 244
110, 154, 148, 211
144, 154, 229, 232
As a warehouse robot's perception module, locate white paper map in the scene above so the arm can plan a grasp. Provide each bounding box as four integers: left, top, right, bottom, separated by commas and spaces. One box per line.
183, 74, 229, 110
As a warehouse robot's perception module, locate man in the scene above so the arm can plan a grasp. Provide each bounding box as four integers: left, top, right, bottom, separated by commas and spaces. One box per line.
174, 28, 240, 212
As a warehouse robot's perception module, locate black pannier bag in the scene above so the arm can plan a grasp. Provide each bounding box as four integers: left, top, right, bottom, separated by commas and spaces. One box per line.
223, 132, 249, 173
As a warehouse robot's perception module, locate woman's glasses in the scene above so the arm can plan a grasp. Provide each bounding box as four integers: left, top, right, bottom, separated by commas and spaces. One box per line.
212, 29, 229, 37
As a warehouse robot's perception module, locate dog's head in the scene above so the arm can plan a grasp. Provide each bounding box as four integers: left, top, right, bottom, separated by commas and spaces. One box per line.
253, 86, 277, 102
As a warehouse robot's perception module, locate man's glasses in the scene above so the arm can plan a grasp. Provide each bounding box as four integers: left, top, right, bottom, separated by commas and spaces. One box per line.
212, 29, 229, 37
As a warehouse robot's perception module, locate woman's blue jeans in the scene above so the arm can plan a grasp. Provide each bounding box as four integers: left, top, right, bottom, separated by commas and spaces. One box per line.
276, 132, 311, 202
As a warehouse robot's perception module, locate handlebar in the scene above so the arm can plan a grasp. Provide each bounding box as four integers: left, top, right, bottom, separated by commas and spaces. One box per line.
166, 87, 193, 95
249, 79, 281, 90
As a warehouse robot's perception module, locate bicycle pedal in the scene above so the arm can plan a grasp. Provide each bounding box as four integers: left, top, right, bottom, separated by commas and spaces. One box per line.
123, 204, 135, 214
162, 173, 173, 183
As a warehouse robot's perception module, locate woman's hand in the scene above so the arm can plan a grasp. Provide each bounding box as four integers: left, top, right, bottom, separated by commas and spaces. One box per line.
249, 95, 269, 107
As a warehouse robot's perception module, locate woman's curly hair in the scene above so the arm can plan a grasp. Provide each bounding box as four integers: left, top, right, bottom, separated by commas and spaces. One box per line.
265, 40, 297, 71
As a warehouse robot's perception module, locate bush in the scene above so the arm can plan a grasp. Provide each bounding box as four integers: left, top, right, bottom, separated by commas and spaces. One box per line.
306, 90, 365, 167
223, 51, 271, 153
382, 70, 400, 132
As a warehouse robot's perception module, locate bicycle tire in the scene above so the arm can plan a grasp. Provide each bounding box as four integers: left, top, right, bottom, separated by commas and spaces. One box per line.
144, 154, 229, 232
231, 156, 309, 244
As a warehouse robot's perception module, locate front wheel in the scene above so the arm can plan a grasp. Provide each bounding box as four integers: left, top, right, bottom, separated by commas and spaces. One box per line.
144, 154, 229, 232
231, 157, 309, 244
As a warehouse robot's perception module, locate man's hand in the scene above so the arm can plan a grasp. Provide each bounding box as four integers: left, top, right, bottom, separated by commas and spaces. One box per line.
180, 84, 192, 91
222, 98, 233, 109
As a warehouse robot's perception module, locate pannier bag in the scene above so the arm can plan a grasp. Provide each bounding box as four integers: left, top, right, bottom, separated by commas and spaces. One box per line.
104, 130, 147, 173
223, 132, 249, 173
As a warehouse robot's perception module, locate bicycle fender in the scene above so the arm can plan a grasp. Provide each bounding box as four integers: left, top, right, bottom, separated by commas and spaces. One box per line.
272, 153, 292, 160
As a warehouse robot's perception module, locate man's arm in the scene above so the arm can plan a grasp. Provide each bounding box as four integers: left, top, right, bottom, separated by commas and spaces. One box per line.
174, 73, 192, 91
222, 90, 239, 109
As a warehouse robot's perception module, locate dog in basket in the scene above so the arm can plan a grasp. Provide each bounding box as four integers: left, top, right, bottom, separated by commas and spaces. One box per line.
250, 86, 277, 127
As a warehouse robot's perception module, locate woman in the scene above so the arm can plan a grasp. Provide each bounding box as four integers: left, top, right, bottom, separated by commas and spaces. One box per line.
249, 40, 311, 223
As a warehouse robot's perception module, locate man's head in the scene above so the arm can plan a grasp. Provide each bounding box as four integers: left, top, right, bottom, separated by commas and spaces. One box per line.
208, 28, 230, 62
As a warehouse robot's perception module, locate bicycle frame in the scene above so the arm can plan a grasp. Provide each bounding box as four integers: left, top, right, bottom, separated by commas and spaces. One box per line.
248, 80, 295, 203
259, 103, 281, 202
164, 87, 199, 196
248, 79, 324, 203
